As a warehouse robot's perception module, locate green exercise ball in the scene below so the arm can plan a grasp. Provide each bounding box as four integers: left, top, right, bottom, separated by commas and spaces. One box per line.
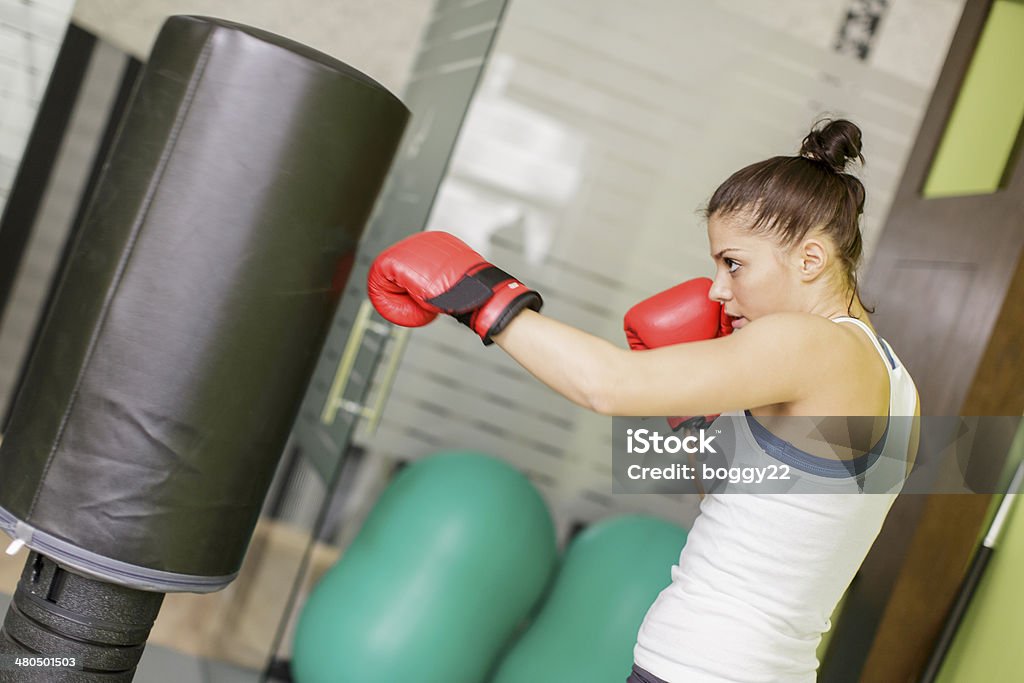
292, 450, 557, 683
492, 515, 688, 683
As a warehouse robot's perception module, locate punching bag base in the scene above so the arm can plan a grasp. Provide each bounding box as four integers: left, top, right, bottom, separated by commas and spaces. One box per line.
0, 553, 163, 682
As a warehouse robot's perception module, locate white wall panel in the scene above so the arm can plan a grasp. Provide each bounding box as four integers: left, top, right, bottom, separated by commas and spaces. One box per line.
0, 0, 74, 209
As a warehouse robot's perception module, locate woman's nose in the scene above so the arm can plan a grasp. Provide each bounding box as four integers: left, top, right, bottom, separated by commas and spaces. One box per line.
708, 274, 731, 303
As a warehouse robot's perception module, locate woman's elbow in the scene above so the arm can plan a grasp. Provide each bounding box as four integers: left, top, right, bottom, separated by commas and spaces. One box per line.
587, 388, 617, 416
583, 363, 625, 416
568, 344, 629, 415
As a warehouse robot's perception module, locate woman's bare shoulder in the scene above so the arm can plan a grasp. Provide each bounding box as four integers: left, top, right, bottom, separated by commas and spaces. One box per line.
744, 312, 890, 415
742, 312, 853, 347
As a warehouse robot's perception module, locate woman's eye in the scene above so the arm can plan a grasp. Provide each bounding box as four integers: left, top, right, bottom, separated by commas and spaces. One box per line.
725, 258, 740, 273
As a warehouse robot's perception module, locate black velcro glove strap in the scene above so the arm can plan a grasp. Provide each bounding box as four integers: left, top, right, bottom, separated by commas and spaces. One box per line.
427, 265, 542, 345
426, 264, 507, 313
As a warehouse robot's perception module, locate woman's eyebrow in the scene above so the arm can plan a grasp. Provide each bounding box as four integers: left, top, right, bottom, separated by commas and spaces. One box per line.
713, 248, 743, 259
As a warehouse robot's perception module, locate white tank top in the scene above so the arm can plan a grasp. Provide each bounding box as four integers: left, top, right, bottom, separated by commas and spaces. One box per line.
633, 316, 918, 683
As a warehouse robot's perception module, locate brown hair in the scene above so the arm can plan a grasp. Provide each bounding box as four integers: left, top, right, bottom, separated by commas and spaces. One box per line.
705, 118, 872, 315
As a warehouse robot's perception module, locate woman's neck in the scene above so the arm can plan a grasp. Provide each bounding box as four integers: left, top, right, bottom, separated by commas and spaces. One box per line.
809, 288, 871, 325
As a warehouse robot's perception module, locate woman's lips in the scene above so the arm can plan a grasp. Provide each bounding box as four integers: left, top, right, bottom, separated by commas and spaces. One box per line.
730, 316, 747, 329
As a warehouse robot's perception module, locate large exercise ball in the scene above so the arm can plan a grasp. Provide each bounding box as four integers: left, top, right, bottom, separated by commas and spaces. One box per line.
292, 451, 557, 683
493, 515, 688, 683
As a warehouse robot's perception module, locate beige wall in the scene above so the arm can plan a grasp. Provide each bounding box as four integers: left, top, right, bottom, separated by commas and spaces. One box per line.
71, 0, 435, 95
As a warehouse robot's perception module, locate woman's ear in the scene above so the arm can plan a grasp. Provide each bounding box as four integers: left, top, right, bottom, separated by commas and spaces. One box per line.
796, 237, 830, 281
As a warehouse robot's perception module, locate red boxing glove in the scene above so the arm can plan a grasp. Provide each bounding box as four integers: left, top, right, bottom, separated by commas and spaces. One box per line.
624, 278, 732, 350
623, 277, 732, 430
367, 231, 542, 345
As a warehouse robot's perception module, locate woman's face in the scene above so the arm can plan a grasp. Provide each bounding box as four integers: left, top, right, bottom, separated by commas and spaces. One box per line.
706, 210, 804, 330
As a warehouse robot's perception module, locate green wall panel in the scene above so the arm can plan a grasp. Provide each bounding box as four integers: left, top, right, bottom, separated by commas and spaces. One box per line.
924, 0, 1024, 198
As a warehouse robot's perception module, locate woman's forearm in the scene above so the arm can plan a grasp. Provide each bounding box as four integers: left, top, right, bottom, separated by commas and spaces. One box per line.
491, 309, 623, 413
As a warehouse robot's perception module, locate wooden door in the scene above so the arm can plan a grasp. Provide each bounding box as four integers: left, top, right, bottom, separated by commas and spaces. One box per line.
819, 1, 1024, 681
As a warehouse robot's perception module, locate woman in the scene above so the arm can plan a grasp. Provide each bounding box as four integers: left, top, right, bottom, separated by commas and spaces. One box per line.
368, 118, 920, 683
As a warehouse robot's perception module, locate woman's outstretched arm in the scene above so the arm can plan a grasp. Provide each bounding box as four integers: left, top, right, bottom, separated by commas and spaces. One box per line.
368, 230, 828, 417
493, 309, 825, 417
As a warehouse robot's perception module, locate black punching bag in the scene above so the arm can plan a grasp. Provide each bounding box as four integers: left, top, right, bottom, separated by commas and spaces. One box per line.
0, 15, 408, 680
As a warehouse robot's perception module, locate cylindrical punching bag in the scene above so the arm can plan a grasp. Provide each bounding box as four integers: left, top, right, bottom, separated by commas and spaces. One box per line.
493, 515, 689, 683
0, 14, 407, 679
292, 452, 558, 683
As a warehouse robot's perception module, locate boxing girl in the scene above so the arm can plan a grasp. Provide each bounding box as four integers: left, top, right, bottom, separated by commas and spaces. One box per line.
367, 118, 920, 683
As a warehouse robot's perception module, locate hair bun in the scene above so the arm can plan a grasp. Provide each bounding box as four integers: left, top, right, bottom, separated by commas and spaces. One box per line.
800, 119, 864, 173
